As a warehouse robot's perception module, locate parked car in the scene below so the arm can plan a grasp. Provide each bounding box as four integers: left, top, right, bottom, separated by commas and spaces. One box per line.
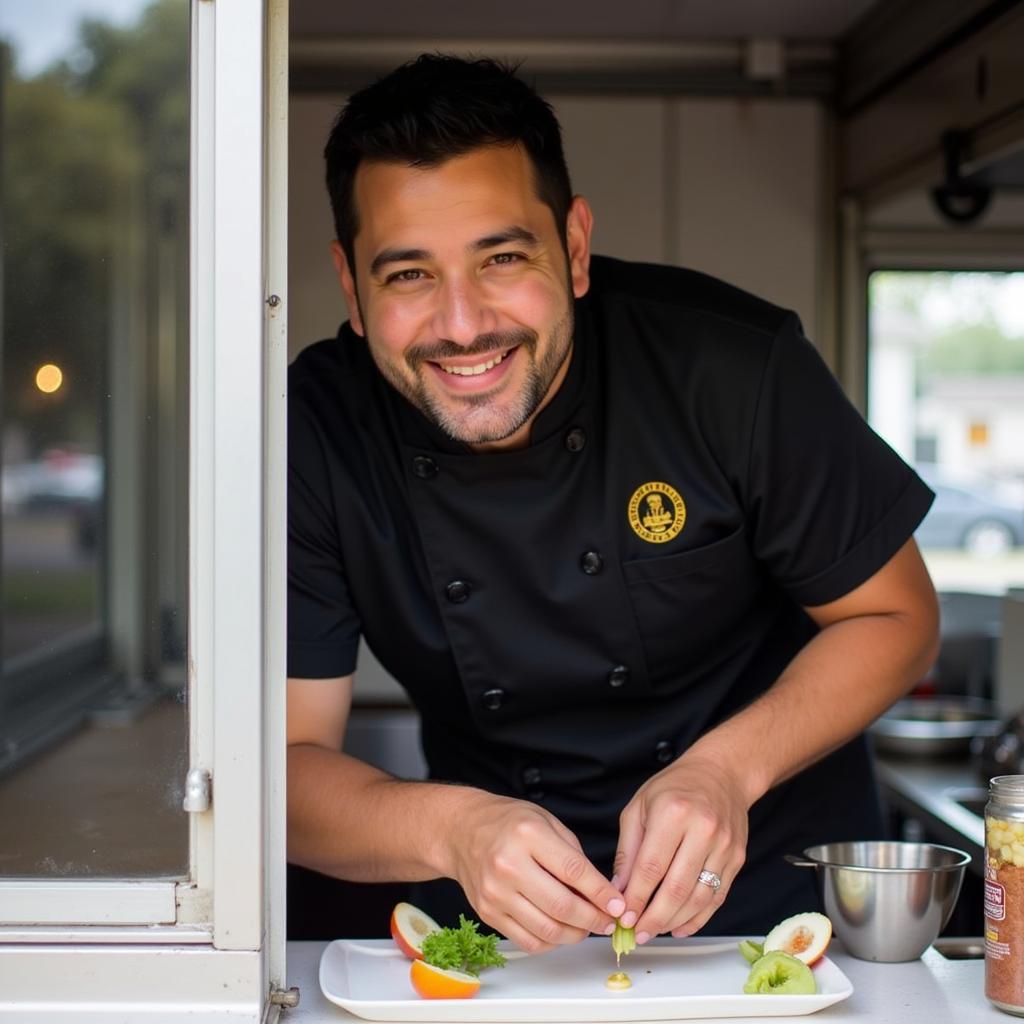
2, 450, 103, 553
915, 466, 1024, 557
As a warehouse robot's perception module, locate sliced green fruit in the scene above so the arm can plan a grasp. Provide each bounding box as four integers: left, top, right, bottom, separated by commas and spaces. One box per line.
611, 921, 636, 962
738, 939, 764, 965
743, 951, 816, 995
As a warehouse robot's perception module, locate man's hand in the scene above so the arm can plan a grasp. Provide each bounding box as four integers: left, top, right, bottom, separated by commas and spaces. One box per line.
610, 538, 939, 943
448, 791, 626, 954
613, 754, 749, 943
288, 676, 623, 953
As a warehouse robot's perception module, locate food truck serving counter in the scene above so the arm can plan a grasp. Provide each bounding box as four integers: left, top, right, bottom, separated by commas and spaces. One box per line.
284, 939, 999, 1023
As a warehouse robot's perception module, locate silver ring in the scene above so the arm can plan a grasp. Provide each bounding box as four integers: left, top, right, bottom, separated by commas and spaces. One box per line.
697, 869, 722, 892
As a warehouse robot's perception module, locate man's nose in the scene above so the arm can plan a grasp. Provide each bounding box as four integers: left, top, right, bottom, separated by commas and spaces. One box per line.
432, 275, 494, 346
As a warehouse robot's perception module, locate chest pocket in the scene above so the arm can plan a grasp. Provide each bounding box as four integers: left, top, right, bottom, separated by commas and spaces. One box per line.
621, 526, 760, 689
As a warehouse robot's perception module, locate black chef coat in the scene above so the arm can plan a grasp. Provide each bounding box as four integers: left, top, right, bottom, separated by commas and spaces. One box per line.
288, 255, 934, 934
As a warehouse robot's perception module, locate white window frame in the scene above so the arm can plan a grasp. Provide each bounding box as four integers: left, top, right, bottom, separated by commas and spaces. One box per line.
0, 0, 287, 1018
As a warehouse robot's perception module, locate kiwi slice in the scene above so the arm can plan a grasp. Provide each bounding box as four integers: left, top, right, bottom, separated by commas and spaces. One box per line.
743, 951, 816, 995
738, 939, 764, 965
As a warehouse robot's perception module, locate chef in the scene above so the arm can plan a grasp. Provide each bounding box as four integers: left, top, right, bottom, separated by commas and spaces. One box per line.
287, 54, 940, 949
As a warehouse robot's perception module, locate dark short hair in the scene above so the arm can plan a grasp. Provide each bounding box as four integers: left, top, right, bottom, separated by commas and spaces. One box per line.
324, 54, 573, 272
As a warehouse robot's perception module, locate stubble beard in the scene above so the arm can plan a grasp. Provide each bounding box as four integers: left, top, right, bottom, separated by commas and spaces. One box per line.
373, 307, 574, 445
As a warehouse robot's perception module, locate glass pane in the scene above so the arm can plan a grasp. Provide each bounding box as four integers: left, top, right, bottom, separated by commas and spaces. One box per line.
0, 0, 189, 879
868, 270, 1024, 699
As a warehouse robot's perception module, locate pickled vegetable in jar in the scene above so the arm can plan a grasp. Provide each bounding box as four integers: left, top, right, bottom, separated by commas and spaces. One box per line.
986, 776, 1024, 1016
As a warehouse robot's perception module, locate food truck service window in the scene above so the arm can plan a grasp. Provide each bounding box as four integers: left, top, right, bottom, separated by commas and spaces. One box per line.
0, 2, 287, 1019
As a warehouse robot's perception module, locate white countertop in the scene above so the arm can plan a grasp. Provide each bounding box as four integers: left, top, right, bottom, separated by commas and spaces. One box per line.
283, 939, 1005, 1023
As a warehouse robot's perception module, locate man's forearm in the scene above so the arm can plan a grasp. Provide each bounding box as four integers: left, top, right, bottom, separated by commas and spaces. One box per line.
287, 743, 480, 882
683, 606, 937, 809
289, 742, 626, 950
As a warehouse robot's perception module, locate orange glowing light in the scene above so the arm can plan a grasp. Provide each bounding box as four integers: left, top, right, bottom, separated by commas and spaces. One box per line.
35, 364, 64, 394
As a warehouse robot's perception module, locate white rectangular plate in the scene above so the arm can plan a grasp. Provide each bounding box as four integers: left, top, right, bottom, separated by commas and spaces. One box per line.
318, 936, 854, 1021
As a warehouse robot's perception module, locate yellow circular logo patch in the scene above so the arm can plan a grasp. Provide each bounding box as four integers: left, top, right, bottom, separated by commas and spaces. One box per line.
627, 482, 686, 544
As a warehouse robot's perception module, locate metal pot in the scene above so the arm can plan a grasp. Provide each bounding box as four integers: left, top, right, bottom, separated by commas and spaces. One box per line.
869, 696, 1002, 757
785, 841, 970, 962
973, 710, 1024, 781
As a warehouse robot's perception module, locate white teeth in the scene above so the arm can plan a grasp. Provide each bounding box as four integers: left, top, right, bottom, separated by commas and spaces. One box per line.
440, 351, 506, 376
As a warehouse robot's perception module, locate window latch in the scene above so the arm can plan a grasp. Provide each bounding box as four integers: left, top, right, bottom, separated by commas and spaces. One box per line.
183, 768, 212, 813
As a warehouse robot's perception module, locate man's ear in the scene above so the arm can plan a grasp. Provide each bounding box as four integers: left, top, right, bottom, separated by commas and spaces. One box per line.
565, 196, 594, 299
330, 240, 365, 336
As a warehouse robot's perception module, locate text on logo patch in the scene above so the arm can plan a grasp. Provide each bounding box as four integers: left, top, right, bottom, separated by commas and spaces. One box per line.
627, 482, 686, 544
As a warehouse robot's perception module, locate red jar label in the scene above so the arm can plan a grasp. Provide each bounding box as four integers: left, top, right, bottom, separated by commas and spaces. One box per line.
987, 880, 1007, 921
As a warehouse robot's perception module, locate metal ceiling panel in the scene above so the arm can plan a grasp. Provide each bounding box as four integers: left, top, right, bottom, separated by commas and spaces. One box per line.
290, 0, 881, 42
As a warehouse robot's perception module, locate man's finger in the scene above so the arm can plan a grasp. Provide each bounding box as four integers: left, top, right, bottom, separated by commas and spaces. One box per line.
621, 805, 713, 929
611, 806, 644, 923
668, 852, 744, 937
669, 880, 729, 937
636, 834, 725, 939
532, 834, 625, 921
507, 891, 594, 948
513, 856, 617, 936
488, 908, 559, 956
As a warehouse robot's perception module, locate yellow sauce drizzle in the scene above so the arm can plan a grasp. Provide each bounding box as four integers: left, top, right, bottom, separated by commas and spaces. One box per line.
605, 971, 632, 991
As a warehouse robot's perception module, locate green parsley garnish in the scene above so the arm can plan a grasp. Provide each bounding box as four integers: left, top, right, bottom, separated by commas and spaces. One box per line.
420, 914, 507, 977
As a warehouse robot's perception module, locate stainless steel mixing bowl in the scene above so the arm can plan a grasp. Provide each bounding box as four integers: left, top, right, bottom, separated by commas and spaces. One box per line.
785, 841, 970, 962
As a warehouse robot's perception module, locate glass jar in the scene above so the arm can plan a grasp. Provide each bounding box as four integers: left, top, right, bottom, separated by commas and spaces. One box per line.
986, 776, 1024, 1015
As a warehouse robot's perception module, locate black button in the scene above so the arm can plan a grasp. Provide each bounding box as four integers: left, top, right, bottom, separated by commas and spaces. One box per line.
564, 427, 586, 453
608, 665, 630, 688
481, 688, 505, 711
654, 740, 674, 764
445, 580, 470, 603
412, 456, 438, 479
526, 789, 545, 801
580, 550, 604, 575
522, 766, 543, 786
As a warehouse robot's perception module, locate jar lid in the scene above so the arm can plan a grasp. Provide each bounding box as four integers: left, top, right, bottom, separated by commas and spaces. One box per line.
990, 775, 1024, 805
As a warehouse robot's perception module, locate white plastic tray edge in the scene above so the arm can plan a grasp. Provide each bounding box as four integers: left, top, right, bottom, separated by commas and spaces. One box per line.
319, 937, 854, 1022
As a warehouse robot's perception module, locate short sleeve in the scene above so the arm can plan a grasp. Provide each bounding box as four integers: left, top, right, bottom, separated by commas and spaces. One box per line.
287, 397, 362, 678
746, 313, 934, 607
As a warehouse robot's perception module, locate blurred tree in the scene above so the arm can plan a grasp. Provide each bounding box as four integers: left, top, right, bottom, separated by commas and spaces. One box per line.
920, 319, 1024, 376
872, 270, 1024, 375
1, 0, 188, 454
869, 270, 936, 316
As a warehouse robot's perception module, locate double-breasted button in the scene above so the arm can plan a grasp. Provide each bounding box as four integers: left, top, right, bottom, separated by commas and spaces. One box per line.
654, 740, 674, 764
564, 427, 586, 453
412, 455, 438, 479
481, 688, 505, 711
445, 580, 470, 603
522, 766, 543, 786
608, 665, 630, 688
580, 550, 604, 575
526, 788, 545, 801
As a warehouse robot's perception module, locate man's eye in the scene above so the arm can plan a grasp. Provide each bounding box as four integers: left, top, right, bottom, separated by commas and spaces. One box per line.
387, 269, 425, 284
489, 252, 524, 266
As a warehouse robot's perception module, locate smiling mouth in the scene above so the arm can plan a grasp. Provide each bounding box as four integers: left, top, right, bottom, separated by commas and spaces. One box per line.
432, 346, 517, 378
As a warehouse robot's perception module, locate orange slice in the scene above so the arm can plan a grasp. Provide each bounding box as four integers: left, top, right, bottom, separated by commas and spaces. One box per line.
409, 959, 482, 999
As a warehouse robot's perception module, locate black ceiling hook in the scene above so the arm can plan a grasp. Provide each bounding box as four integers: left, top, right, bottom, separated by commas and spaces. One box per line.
931, 130, 992, 224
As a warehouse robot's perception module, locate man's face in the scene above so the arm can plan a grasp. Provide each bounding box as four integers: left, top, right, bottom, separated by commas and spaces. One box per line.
333, 144, 593, 450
